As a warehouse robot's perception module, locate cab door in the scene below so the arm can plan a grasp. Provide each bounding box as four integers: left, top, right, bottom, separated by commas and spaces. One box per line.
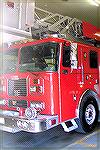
60, 42, 77, 122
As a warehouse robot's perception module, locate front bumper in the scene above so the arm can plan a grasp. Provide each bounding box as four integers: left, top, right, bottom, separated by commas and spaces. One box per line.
0, 110, 58, 133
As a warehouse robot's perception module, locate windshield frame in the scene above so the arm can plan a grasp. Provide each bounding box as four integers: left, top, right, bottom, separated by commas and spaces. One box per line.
19, 42, 60, 73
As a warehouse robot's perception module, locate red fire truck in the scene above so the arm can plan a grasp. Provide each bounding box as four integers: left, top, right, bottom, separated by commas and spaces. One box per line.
0, 21, 100, 133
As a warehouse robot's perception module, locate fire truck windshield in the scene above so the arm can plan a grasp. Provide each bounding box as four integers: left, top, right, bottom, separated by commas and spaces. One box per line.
0, 49, 18, 74
19, 42, 59, 72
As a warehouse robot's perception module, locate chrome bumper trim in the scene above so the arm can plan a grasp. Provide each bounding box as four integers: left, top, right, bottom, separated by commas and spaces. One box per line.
0, 113, 58, 133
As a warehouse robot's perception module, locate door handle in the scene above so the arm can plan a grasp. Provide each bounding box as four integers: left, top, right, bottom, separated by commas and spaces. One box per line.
62, 70, 68, 74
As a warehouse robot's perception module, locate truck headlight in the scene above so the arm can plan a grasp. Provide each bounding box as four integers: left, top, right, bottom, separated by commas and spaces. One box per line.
30, 86, 43, 93
25, 107, 37, 119
30, 86, 37, 92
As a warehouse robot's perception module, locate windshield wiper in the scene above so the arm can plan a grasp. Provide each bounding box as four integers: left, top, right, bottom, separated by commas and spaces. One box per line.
25, 69, 35, 72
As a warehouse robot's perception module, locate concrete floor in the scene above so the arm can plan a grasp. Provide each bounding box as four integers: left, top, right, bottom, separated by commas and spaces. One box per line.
0, 123, 100, 150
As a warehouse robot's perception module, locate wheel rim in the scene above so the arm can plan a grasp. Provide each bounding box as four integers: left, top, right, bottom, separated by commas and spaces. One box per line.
85, 104, 96, 125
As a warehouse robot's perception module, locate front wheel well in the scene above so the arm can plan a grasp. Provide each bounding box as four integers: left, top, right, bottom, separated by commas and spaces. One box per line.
76, 90, 99, 133
77, 90, 100, 117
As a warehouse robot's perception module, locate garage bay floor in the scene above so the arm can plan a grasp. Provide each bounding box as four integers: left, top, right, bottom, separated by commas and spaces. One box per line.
0, 123, 100, 150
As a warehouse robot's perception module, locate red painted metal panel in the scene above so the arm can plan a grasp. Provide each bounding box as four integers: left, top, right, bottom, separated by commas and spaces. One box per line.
0, 72, 60, 116
0, 37, 100, 126
99, 49, 100, 96
82, 21, 99, 39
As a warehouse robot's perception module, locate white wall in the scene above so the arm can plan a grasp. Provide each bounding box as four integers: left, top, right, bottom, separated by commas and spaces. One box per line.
0, 0, 35, 44
0, 0, 35, 30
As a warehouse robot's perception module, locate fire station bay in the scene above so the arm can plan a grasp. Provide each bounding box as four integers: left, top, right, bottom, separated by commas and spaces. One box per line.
0, 0, 100, 150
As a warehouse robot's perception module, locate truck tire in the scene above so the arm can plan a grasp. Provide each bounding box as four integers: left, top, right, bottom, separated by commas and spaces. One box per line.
76, 95, 99, 133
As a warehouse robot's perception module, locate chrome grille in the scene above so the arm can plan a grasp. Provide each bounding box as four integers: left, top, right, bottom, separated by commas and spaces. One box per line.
8, 79, 27, 96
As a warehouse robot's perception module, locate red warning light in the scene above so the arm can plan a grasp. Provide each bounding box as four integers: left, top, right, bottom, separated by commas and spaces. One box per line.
7, 1, 14, 8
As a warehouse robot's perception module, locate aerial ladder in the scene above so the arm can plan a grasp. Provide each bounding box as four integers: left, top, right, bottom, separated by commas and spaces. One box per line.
32, 7, 83, 39
31, 7, 99, 46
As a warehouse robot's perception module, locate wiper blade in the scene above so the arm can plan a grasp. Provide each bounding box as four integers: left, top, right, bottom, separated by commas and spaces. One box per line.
26, 69, 33, 72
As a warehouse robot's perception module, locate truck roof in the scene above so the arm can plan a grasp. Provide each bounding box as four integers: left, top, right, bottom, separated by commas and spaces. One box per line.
0, 36, 99, 51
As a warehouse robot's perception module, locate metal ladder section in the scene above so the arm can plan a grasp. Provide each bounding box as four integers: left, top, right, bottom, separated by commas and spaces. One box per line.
61, 119, 78, 132
31, 7, 83, 38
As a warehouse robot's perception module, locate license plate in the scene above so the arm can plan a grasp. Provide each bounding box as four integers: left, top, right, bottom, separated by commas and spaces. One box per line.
0, 117, 5, 124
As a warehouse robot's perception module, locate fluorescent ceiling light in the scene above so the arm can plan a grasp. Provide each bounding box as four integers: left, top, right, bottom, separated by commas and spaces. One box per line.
95, 0, 100, 4
89, 0, 100, 6
0, 32, 26, 44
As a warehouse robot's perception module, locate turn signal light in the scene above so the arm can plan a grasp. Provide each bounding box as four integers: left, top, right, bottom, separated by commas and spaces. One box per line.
30, 86, 43, 93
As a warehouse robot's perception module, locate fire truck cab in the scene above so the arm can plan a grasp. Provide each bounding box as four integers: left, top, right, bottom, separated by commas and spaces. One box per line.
0, 36, 100, 133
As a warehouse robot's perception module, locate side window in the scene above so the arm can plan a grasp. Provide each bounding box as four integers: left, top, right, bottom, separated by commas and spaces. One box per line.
89, 51, 98, 68
62, 45, 71, 67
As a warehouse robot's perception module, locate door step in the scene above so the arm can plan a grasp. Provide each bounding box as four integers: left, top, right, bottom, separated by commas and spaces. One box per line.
61, 119, 78, 132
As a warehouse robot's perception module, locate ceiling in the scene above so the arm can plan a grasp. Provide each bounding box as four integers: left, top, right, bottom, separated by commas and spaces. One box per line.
35, 0, 100, 28
0, 0, 99, 44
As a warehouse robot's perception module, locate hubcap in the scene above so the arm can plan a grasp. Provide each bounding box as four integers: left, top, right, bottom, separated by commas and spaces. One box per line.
85, 104, 96, 125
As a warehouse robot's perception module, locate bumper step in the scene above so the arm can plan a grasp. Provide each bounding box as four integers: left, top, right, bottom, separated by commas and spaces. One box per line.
61, 119, 78, 132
